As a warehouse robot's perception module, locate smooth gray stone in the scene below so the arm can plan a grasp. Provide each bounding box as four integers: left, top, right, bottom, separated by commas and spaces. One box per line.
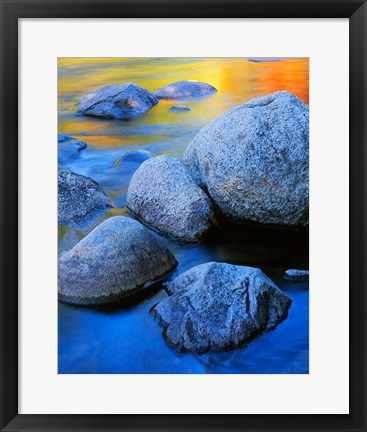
58, 171, 112, 226
58, 216, 178, 305
127, 155, 216, 242
183, 91, 309, 227
114, 149, 155, 168
155, 80, 217, 100
152, 262, 292, 353
284, 269, 309, 281
78, 83, 158, 119
168, 105, 191, 112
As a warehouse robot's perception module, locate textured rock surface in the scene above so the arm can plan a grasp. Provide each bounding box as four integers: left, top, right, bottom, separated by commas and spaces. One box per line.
152, 262, 292, 353
58, 171, 112, 226
183, 91, 309, 227
78, 83, 158, 119
127, 155, 216, 242
155, 80, 217, 100
168, 105, 191, 112
58, 134, 87, 164
58, 216, 178, 305
284, 269, 309, 281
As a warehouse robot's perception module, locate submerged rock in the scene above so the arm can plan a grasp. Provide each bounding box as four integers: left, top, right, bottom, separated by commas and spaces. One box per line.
168, 105, 191, 112
58, 216, 177, 305
58, 171, 112, 226
183, 91, 309, 227
155, 80, 217, 100
78, 83, 158, 119
114, 149, 155, 168
152, 262, 291, 353
58, 134, 87, 164
127, 155, 216, 242
284, 269, 309, 281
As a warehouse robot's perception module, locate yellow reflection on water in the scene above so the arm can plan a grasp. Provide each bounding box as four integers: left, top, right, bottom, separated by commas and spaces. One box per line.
58, 57, 309, 151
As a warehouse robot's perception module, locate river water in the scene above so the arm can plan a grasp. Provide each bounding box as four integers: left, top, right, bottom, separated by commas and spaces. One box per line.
58, 57, 309, 374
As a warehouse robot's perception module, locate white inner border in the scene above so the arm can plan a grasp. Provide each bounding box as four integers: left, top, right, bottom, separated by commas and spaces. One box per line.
19, 19, 349, 414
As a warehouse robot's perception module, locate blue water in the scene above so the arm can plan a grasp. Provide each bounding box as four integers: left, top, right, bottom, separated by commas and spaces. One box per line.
58, 58, 309, 374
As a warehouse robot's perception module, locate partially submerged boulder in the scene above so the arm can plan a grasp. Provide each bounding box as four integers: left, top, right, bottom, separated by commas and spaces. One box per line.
58, 134, 87, 164
114, 149, 155, 168
168, 105, 191, 112
78, 83, 158, 119
155, 80, 217, 100
58, 216, 178, 305
284, 269, 309, 281
183, 91, 309, 227
58, 171, 112, 226
127, 155, 216, 242
152, 262, 291, 353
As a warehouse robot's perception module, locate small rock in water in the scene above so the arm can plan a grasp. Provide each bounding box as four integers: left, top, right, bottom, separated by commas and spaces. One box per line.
114, 149, 155, 168
58, 216, 178, 305
152, 262, 292, 353
284, 269, 309, 281
168, 105, 191, 112
58, 171, 112, 226
78, 83, 158, 119
183, 91, 309, 227
247, 57, 289, 63
155, 80, 217, 100
58, 134, 87, 164
127, 155, 216, 242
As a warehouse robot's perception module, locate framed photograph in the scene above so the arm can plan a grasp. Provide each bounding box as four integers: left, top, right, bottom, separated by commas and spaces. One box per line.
1, 0, 366, 431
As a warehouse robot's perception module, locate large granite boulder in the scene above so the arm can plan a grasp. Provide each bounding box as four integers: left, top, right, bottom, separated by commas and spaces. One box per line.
58, 216, 177, 305
155, 80, 217, 100
183, 91, 309, 227
58, 171, 112, 226
77, 83, 158, 119
58, 134, 87, 164
127, 155, 216, 242
152, 262, 292, 353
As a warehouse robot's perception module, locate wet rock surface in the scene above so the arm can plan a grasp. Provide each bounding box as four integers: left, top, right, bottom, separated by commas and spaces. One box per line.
58, 216, 178, 305
152, 262, 292, 353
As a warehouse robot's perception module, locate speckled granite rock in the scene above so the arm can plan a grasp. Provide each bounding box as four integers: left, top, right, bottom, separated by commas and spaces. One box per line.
183, 91, 309, 227
284, 269, 309, 281
78, 83, 158, 119
155, 80, 217, 100
58, 216, 178, 305
58, 171, 112, 226
152, 262, 292, 353
127, 155, 216, 242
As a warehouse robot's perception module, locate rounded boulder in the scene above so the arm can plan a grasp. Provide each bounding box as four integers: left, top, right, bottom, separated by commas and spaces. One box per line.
127, 155, 216, 242
58, 216, 178, 305
183, 91, 309, 227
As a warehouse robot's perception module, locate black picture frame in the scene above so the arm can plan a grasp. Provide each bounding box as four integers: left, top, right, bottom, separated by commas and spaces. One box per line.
1, 0, 366, 431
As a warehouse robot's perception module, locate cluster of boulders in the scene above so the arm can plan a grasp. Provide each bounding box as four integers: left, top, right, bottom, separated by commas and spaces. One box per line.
77, 80, 217, 120
58, 86, 309, 353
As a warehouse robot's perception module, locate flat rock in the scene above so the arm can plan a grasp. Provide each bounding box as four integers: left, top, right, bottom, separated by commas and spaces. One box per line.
58, 216, 178, 305
284, 269, 309, 281
183, 91, 309, 227
58, 171, 112, 226
155, 80, 217, 100
78, 83, 158, 119
168, 105, 191, 112
127, 155, 216, 242
152, 262, 292, 353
